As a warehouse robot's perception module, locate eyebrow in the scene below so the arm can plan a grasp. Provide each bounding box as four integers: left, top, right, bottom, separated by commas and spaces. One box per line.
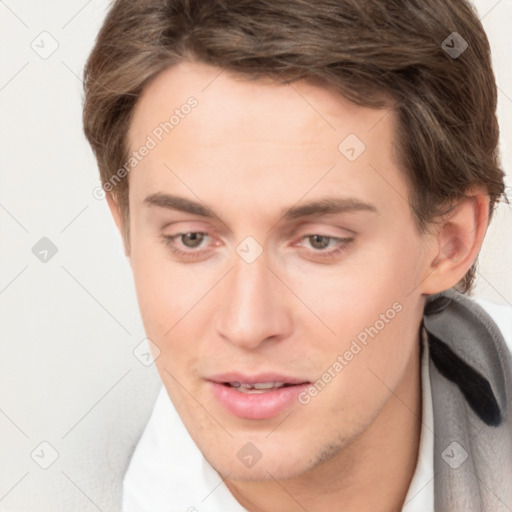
143, 192, 377, 222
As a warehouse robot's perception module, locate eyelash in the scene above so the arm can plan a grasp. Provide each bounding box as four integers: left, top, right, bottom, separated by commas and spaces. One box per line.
160, 233, 354, 261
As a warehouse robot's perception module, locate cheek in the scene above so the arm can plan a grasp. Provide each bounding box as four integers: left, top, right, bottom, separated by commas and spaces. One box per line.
290, 234, 424, 400
291, 233, 422, 331
129, 242, 200, 338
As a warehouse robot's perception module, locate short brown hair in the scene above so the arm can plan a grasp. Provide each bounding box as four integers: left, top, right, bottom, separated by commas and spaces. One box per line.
83, 0, 505, 293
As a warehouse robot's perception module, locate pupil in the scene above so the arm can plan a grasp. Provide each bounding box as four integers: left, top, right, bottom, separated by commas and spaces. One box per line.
183, 232, 204, 248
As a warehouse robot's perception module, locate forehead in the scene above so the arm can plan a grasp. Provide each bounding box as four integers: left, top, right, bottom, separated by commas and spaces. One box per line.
128, 61, 392, 151
126, 61, 408, 223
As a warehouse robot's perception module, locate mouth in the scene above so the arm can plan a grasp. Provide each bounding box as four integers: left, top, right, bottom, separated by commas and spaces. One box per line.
208, 373, 311, 420
223, 381, 297, 394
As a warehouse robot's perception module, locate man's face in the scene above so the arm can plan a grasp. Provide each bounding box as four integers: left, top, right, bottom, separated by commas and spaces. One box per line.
124, 61, 431, 480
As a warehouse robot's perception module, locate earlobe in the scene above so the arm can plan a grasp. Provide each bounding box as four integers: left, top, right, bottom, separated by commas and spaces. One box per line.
105, 192, 131, 260
420, 192, 490, 295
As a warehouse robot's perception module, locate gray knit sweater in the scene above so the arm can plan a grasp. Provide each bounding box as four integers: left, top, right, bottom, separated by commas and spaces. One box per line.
423, 289, 512, 511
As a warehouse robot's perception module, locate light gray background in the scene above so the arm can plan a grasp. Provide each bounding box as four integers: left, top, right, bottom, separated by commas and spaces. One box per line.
1, 1, 511, 511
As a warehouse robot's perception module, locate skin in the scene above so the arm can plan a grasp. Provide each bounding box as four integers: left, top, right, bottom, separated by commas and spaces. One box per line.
107, 61, 489, 512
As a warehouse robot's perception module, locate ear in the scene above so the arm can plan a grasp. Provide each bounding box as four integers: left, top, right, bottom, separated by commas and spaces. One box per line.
105, 192, 131, 260
420, 189, 490, 295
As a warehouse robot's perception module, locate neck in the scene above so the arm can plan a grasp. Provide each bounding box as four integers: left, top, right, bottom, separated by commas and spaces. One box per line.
224, 339, 423, 512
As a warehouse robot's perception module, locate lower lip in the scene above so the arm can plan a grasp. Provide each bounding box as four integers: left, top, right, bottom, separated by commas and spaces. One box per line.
209, 381, 309, 420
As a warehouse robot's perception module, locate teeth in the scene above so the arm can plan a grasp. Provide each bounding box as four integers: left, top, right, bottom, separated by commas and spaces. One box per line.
228, 382, 287, 392
249, 382, 285, 390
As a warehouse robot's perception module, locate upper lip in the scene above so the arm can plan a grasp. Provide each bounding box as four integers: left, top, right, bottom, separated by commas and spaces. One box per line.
208, 372, 310, 385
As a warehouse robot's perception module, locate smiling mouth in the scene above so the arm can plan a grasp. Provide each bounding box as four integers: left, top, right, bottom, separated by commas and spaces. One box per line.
210, 377, 311, 419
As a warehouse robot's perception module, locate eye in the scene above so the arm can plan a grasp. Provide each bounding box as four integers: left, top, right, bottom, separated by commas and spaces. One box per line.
307, 235, 334, 250
178, 232, 206, 248
298, 234, 354, 259
160, 232, 212, 260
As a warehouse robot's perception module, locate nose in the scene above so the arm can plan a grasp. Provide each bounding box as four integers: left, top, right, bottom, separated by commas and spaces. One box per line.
214, 250, 293, 350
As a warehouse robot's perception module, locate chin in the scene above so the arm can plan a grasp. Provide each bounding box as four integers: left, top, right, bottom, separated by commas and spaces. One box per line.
200, 436, 318, 481
221, 458, 309, 482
